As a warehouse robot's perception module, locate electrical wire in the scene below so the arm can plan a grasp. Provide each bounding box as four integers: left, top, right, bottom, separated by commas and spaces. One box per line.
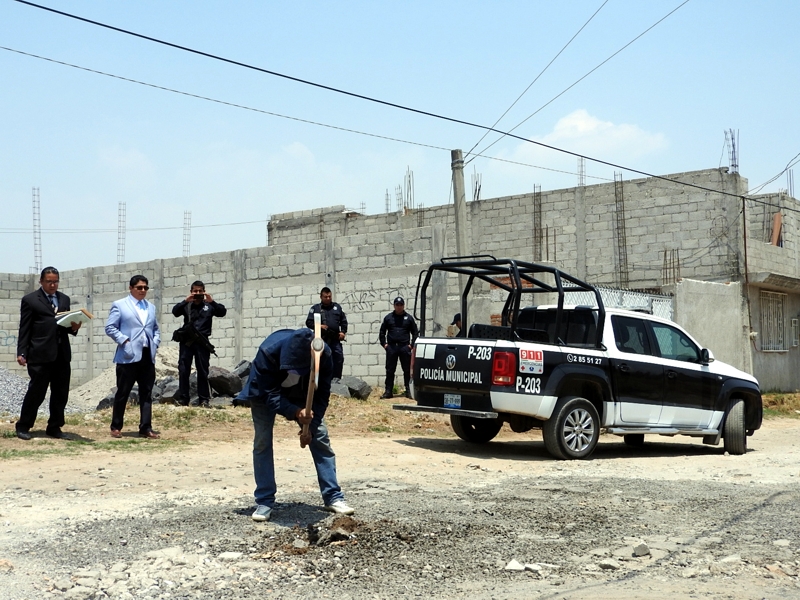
0, 45, 612, 184
464, 0, 608, 161
13, 0, 755, 205
0, 219, 268, 234
467, 0, 692, 164
748, 152, 800, 196
8, 2, 798, 213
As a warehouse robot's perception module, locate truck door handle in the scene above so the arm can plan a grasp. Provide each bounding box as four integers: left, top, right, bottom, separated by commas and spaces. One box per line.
666, 370, 677, 379
618, 364, 631, 373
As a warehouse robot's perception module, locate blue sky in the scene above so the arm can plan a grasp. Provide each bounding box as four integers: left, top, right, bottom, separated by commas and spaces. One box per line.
1, 0, 798, 273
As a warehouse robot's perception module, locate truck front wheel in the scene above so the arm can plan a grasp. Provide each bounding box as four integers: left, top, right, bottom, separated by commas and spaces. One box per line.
450, 415, 502, 444
723, 398, 747, 455
543, 396, 600, 460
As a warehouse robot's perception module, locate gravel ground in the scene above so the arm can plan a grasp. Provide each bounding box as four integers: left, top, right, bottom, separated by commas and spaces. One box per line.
0, 367, 30, 416
0, 346, 183, 418
1, 423, 800, 599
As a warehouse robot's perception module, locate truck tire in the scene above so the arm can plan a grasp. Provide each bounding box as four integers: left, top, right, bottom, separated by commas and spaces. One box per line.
723, 398, 747, 455
543, 396, 600, 460
450, 415, 502, 444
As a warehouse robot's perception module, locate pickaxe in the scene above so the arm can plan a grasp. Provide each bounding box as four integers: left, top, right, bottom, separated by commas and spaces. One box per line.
301, 313, 324, 448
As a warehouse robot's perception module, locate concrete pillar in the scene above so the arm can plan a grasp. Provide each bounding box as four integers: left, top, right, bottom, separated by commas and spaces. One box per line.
152, 259, 164, 316
431, 223, 447, 337
233, 249, 245, 364
324, 237, 336, 292
575, 187, 586, 280
86, 267, 94, 381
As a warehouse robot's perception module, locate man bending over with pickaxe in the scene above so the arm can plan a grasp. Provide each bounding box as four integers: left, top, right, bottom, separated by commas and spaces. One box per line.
237, 324, 355, 522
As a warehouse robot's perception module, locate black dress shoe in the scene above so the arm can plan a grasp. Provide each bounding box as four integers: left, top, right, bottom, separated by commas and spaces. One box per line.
380, 392, 393, 399
16, 430, 32, 441
139, 429, 161, 439
46, 428, 68, 439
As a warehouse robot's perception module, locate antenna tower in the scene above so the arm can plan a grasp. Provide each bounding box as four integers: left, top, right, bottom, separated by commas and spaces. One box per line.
31, 187, 42, 274
726, 129, 739, 174
117, 202, 126, 264
183, 211, 191, 257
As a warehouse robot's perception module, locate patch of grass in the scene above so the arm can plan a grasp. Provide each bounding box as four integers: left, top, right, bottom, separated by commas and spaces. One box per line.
1, 430, 17, 439
762, 392, 800, 417
0, 437, 190, 460
369, 425, 392, 433
153, 405, 247, 430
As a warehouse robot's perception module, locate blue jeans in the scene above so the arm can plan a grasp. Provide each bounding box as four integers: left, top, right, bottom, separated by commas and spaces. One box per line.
251, 402, 344, 508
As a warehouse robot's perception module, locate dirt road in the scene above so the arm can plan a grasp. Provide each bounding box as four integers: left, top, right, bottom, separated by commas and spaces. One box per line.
1, 414, 799, 599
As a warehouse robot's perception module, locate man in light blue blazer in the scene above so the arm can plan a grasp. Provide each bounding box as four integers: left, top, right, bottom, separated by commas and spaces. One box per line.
105, 274, 161, 439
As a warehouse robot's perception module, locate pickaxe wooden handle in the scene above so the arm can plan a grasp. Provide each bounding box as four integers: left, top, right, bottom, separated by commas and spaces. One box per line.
301, 313, 324, 448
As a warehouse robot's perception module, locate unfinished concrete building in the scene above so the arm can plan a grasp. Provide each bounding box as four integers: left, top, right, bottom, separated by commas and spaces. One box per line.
1, 167, 798, 391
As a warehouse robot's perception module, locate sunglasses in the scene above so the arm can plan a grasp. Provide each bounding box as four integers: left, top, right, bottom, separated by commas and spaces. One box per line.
134, 285, 149, 291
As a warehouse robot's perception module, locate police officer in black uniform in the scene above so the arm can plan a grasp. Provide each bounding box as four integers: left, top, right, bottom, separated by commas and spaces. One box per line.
379, 297, 418, 399
172, 280, 227, 406
306, 287, 348, 381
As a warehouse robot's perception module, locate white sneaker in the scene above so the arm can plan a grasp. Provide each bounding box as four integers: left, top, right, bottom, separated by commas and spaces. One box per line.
324, 499, 355, 515
252, 505, 272, 521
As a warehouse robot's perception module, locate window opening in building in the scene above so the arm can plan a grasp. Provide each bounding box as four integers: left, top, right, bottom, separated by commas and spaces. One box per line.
760, 290, 787, 351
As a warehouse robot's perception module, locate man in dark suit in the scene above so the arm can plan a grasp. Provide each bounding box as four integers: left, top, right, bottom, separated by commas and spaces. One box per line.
15, 266, 81, 440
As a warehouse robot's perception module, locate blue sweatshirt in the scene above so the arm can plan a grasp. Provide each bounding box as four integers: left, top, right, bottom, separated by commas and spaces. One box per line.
237, 328, 333, 430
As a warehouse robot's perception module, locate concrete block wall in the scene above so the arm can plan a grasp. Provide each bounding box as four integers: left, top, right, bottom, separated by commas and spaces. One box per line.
0, 227, 437, 390
268, 168, 759, 290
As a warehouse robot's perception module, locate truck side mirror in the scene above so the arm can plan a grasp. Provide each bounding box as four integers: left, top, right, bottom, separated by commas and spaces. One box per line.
700, 348, 714, 364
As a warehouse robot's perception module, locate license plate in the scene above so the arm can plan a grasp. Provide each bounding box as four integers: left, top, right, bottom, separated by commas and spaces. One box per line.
443, 394, 462, 408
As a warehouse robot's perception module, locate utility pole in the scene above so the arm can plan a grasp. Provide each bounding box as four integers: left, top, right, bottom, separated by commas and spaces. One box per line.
451, 150, 469, 258
451, 149, 470, 294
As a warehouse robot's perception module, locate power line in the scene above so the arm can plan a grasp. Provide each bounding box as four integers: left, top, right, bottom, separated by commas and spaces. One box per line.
9, 1, 797, 210
464, 0, 609, 160
0, 45, 610, 183
11, 0, 722, 197
467, 0, 693, 163
0, 219, 269, 234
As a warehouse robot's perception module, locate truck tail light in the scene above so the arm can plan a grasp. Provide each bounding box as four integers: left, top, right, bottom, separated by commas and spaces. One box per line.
492, 351, 516, 386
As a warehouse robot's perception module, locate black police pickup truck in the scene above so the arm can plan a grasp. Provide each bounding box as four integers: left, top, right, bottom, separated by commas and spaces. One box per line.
394, 257, 762, 460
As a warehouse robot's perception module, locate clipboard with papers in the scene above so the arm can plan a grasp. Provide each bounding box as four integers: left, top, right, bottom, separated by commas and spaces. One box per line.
55, 308, 94, 328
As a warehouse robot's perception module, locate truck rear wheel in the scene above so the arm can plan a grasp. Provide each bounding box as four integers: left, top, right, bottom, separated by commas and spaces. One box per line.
723, 398, 747, 455
450, 415, 502, 444
624, 434, 645, 447
543, 396, 600, 460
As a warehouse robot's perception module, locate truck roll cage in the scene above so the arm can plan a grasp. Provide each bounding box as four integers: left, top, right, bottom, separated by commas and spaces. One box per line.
414, 256, 606, 349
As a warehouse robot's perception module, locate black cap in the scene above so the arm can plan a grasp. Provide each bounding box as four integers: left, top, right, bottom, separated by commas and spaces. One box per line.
451, 313, 461, 325
393, 296, 405, 305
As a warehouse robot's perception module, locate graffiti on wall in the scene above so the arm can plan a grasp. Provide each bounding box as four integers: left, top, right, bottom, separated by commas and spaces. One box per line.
340, 283, 414, 314
0, 330, 17, 347
340, 283, 415, 344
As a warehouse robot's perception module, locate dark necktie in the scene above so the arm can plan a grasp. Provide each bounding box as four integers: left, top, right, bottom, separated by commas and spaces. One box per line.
48, 295, 57, 312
